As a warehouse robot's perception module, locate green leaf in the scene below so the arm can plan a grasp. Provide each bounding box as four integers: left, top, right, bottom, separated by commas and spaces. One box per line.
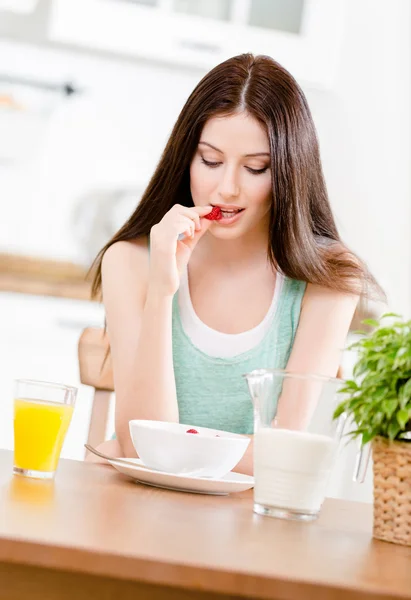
382, 399, 398, 419
371, 387, 388, 402
333, 403, 347, 420
372, 411, 384, 426
377, 357, 388, 371
353, 329, 367, 336
395, 347, 408, 359
388, 421, 401, 440
336, 314, 411, 440
342, 380, 359, 391
362, 318, 380, 327
362, 430, 376, 445
353, 361, 369, 378
397, 409, 410, 430
401, 378, 411, 398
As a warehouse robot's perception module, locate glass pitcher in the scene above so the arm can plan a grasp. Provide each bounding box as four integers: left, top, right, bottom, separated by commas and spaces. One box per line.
244, 369, 369, 522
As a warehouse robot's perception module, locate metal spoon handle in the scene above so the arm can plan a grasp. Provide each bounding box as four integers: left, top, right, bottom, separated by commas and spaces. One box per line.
84, 444, 148, 468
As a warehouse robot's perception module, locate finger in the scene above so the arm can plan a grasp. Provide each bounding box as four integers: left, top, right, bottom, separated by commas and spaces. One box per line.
181, 222, 194, 240
177, 216, 195, 239
178, 208, 202, 231
171, 204, 212, 218
198, 216, 213, 236
192, 205, 214, 217
188, 211, 201, 231
182, 217, 212, 249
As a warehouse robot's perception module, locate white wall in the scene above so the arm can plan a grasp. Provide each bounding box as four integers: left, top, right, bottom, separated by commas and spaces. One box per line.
307, 0, 411, 318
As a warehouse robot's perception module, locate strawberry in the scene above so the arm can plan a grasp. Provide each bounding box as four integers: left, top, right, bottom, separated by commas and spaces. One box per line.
204, 206, 222, 221
186, 428, 199, 434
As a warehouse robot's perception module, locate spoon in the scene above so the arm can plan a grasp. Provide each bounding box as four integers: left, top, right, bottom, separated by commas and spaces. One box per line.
84, 444, 150, 469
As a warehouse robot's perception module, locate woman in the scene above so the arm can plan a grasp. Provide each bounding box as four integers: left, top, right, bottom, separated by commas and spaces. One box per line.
89, 54, 379, 474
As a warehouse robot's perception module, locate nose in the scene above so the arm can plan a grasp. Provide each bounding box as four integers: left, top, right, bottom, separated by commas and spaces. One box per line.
218, 165, 240, 200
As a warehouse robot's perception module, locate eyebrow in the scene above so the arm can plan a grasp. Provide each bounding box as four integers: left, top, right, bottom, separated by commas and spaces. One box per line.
199, 141, 270, 158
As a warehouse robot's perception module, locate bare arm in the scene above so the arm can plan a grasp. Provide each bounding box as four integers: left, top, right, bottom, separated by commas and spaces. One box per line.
234, 283, 359, 475
102, 239, 177, 457
286, 283, 360, 377
102, 205, 213, 457
275, 282, 360, 429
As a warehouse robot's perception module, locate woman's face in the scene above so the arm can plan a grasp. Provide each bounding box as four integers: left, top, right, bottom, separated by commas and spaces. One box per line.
190, 112, 272, 239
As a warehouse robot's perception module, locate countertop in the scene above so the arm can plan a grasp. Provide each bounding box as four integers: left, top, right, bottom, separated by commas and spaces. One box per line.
0, 253, 94, 301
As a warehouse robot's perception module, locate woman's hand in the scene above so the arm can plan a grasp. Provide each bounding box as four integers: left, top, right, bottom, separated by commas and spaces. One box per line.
149, 204, 213, 296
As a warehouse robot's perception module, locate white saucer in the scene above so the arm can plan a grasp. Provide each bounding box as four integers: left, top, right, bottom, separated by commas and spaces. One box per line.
108, 458, 254, 495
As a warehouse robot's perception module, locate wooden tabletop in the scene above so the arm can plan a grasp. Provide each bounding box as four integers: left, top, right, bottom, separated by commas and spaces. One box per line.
0, 450, 410, 600
0, 253, 94, 301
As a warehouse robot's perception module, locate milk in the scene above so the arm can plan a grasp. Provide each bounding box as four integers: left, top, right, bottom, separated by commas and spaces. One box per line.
254, 428, 337, 513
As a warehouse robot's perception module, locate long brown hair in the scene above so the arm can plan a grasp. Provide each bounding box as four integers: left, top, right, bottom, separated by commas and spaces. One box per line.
91, 53, 381, 300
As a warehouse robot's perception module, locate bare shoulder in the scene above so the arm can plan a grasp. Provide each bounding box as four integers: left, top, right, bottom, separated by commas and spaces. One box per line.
101, 237, 150, 301
100, 238, 150, 366
287, 278, 360, 378
102, 237, 149, 274
299, 281, 360, 345
302, 241, 363, 306
102, 237, 149, 282
302, 281, 360, 308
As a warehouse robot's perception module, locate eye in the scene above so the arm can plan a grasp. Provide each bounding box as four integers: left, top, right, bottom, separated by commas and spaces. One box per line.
245, 166, 269, 175
201, 157, 221, 169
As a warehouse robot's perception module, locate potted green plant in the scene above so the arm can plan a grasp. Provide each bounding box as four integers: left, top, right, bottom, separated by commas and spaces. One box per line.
334, 313, 411, 547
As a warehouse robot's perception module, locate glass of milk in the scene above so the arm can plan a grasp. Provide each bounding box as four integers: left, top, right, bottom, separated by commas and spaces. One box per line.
244, 369, 348, 522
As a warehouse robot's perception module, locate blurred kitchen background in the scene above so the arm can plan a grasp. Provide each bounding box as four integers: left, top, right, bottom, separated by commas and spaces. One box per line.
0, 0, 410, 500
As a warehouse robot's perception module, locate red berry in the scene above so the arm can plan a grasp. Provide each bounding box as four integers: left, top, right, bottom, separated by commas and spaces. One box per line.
186, 428, 199, 434
204, 206, 222, 221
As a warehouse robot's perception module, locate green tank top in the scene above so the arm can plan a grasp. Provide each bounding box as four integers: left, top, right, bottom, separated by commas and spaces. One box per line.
172, 276, 306, 435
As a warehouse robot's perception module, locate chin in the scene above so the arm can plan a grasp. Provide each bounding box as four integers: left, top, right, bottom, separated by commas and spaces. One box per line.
208, 224, 247, 240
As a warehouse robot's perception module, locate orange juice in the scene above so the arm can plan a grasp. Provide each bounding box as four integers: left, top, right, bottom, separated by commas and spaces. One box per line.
14, 398, 73, 473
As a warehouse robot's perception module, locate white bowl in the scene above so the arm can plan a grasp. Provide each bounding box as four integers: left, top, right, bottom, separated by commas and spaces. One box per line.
129, 420, 250, 479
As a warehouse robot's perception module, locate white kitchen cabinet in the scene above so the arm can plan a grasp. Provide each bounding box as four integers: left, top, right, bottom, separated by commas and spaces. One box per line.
49, 0, 345, 90
172, 0, 233, 21
0, 291, 105, 461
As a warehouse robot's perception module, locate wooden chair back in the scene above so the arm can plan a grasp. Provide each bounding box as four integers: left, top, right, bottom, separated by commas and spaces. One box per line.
78, 328, 113, 448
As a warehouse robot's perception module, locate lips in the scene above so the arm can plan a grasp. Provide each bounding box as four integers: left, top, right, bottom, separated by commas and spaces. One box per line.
209, 208, 244, 227
220, 208, 242, 217
211, 205, 244, 218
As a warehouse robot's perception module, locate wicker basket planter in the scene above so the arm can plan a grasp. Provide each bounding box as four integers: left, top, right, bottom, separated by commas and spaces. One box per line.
372, 436, 411, 546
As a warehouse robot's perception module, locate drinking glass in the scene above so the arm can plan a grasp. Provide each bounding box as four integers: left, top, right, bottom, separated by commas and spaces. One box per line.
13, 379, 77, 479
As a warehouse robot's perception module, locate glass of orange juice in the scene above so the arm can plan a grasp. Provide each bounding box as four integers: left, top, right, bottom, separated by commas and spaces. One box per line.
13, 379, 77, 479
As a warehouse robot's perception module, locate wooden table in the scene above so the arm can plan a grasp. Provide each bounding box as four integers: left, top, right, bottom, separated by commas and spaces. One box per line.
0, 450, 409, 600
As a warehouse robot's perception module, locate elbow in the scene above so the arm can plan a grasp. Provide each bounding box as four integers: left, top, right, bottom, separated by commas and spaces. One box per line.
115, 418, 137, 458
